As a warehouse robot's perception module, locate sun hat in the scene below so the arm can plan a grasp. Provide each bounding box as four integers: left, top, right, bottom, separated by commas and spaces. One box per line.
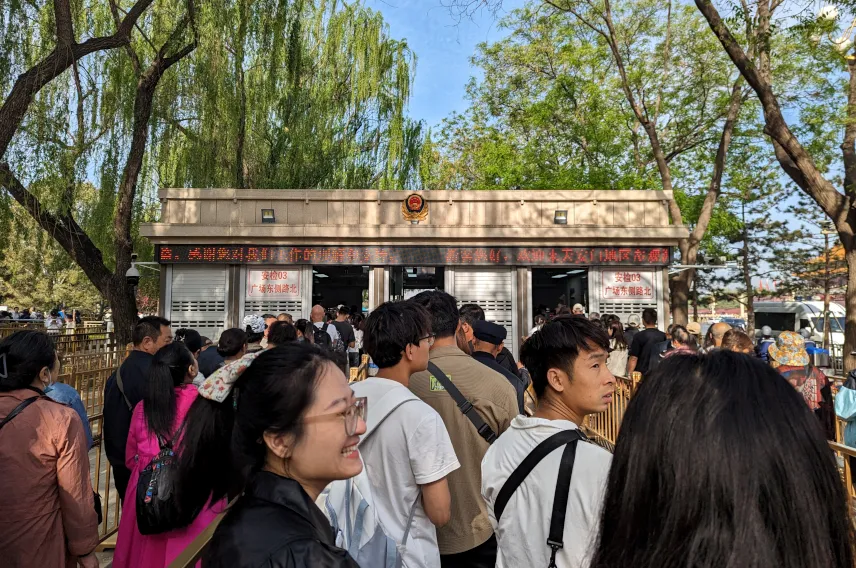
768, 330, 809, 367
242, 314, 266, 334
686, 321, 701, 335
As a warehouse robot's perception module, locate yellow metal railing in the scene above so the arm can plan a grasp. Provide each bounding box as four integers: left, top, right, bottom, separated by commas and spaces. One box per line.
349, 354, 370, 383
584, 373, 640, 448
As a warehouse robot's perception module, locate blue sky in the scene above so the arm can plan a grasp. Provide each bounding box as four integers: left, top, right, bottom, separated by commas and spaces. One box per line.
363, 0, 527, 129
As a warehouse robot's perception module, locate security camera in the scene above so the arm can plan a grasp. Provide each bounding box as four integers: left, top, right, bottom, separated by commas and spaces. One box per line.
126, 253, 140, 287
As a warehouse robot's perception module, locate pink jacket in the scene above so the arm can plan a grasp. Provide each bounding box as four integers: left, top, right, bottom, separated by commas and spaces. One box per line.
115, 384, 223, 568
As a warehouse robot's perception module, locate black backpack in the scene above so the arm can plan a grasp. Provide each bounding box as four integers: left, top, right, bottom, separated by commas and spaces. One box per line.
136, 425, 186, 535
312, 323, 334, 351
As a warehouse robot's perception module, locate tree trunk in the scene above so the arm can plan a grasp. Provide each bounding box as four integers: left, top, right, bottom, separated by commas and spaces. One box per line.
844, 246, 856, 372
743, 234, 754, 337
671, 273, 690, 326
107, 276, 138, 345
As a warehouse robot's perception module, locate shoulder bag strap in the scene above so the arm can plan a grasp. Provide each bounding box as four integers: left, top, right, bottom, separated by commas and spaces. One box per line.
427, 361, 497, 444
115, 365, 133, 411
494, 429, 583, 522
0, 396, 41, 431
546, 438, 582, 568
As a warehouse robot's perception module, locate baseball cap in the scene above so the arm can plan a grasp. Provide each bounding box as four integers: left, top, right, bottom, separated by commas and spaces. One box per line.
686, 322, 701, 335
627, 314, 641, 327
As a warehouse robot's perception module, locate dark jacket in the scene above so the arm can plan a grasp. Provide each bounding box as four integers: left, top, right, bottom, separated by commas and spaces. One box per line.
495, 346, 519, 376
204, 472, 359, 568
103, 350, 152, 465
198, 347, 226, 378
472, 350, 527, 414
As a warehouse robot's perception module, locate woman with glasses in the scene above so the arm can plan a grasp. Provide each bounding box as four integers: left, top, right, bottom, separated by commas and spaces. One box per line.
175, 343, 365, 567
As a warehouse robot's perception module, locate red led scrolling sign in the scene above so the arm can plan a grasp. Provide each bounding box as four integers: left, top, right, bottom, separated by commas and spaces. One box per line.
156, 245, 671, 266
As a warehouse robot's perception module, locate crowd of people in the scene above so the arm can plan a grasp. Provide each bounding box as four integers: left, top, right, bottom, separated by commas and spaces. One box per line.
0, 292, 854, 568
0, 306, 83, 331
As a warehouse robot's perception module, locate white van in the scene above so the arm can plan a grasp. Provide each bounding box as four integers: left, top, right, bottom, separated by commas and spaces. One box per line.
753, 301, 845, 346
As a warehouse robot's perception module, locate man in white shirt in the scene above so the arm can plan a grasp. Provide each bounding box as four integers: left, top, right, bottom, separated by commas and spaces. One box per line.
481, 315, 614, 568
311, 304, 340, 343
354, 301, 461, 568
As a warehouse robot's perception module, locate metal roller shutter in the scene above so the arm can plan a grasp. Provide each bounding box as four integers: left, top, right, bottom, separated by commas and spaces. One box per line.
453, 268, 517, 357
170, 266, 228, 340
241, 267, 305, 322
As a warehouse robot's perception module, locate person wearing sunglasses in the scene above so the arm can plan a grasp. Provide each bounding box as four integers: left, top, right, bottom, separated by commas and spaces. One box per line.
175, 343, 365, 567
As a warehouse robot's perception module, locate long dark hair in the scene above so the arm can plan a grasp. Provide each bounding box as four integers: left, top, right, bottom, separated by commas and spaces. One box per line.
590, 350, 855, 568
176, 343, 337, 520
608, 321, 627, 350
145, 342, 195, 441
0, 331, 56, 391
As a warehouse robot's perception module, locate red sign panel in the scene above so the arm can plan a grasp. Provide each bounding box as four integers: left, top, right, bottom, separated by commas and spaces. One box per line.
157, 245, 671, 266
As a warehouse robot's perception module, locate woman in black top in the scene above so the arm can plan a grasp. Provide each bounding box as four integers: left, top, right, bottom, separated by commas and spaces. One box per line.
176, 343, 366, 567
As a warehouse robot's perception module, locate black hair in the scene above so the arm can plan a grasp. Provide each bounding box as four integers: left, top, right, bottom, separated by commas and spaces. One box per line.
132, 315, 171, 346
261, 314, 276, 320
0, 331, 57, 391
590, 351, 855, 568
268, 321, 297, 345
410, 290, 460, 339
641, 308, 657, 326
295, 319, 310, 337
350, 313, 365, 332
670, 325, 689, 346
175, 328, 203, 354
608, 321, 627, 350
176, 343, 337, 521
145, 342, 195, 440
363, 301, 431, 368
245, 326, 264, 344
534, 313, 547, 326
459, 303, 485, 326
337, 305, 350, 316
520, 315, 610, 398
217, 328, 248, 357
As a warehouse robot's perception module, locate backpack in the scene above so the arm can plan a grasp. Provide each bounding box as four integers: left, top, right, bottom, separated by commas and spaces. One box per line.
135, 424, 186, 535
313, 323, 334, 351
320, 386, 421, 568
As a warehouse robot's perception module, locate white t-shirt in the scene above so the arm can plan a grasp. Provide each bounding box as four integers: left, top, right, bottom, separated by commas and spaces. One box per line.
352, 377, 461, 568
481, 416, 612, 568
314, 321, 340, 343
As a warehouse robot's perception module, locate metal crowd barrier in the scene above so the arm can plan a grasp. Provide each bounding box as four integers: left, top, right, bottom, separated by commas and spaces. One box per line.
48, 331, 124, 548
349, 354, 370, 383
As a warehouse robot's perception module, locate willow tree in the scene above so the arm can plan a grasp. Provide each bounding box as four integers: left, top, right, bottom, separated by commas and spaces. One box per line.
1, 0, 422, 342
153, 0, 423, 191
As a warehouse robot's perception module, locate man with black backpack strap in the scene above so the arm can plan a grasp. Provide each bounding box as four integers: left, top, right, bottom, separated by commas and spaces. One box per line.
481, 316, 614, 568
408, 291, 518, 568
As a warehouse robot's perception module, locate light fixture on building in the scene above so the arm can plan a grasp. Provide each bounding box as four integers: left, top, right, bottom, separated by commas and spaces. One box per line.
261, 209, 275, 223
554, 210, 568, 225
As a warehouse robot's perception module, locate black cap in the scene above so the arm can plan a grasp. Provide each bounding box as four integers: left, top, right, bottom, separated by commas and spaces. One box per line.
473, 320, 507, 345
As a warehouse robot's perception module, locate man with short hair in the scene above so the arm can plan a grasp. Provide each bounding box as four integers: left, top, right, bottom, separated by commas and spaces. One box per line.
627, 308, 666, 377
355, 301, 461, 568
459, 303, 523, 378
408, 291, 519, 568
103, 315, 172, 503
332, 305, 356, 349
481, 316, 613, 568
471, 320, 528, 415
310, 304, 340, 342
705, 321, 732, 351
259, 313, 278, 348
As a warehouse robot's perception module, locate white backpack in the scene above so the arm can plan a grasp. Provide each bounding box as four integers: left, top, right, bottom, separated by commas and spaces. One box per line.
319, 383, 422, 568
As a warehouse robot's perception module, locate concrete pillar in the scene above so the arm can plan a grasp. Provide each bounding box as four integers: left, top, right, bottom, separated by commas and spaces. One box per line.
227, 265, 242, 329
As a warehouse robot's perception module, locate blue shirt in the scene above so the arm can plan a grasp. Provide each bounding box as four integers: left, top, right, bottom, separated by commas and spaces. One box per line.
45, 382, 94, 449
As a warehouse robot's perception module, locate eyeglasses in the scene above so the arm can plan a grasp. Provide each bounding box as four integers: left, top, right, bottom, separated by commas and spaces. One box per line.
418, 334, 435, 347
304, 397, 368, 436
